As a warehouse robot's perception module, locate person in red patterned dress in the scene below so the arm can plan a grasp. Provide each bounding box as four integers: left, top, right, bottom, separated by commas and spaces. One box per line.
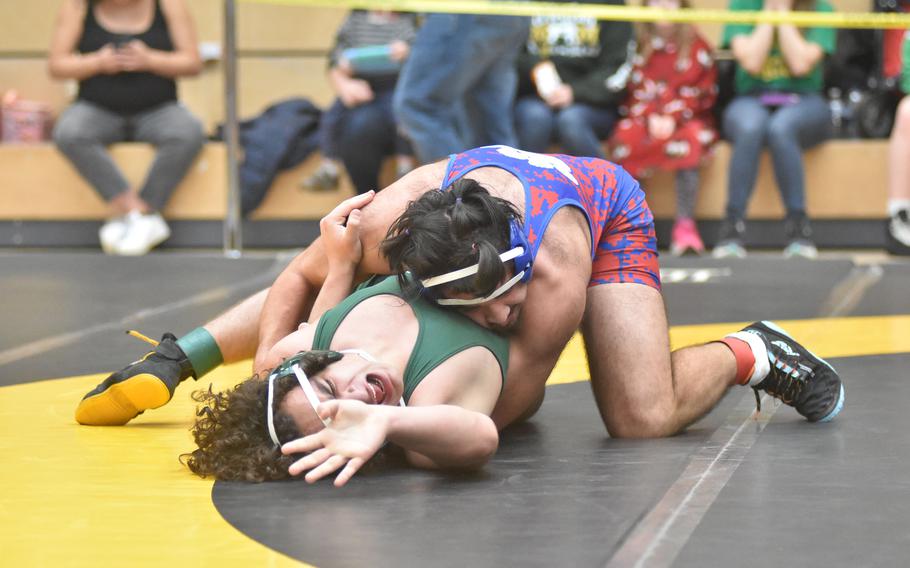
607, 0, 718, 256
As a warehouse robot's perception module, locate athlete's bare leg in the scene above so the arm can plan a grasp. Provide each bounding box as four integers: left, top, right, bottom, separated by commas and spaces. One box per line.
581, 283, 737, 438
203, 288, 269, 364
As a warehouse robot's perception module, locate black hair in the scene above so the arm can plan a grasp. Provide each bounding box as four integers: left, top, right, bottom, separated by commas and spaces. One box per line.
380, 178, 522, 299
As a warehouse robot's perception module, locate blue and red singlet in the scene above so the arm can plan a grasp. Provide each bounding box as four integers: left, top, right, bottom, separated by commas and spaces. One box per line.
440, 145, 661, 289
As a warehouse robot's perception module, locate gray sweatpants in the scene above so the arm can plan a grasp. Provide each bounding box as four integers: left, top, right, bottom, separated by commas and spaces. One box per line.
53, 100, 205, 211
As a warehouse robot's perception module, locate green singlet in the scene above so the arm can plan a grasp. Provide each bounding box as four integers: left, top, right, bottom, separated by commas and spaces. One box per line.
311, 276, 510, 403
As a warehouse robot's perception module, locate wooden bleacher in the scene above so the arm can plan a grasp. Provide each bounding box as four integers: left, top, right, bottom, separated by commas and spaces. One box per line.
0, 0, 890, 248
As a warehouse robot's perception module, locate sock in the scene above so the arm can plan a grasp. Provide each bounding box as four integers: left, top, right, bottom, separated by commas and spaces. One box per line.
720, 331, 770, 386
176, 327, 224, 379
888, 198, 910, 219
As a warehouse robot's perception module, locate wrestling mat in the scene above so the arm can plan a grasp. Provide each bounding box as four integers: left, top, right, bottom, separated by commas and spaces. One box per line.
2, 252, 910, 567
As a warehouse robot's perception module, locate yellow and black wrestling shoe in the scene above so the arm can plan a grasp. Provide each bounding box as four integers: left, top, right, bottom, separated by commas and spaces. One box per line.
75, 331, 195, 426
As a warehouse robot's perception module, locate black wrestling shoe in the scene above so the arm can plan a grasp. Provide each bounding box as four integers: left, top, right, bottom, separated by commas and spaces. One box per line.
75, 332, 195, 426
743, 321, 844, 422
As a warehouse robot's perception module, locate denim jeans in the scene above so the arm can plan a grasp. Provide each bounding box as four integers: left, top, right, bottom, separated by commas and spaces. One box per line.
393, 13, 528, 163
53, 100, 205, 211
722, 93, 831, 219
514, 96, 617, 158
333, 90, 411, 194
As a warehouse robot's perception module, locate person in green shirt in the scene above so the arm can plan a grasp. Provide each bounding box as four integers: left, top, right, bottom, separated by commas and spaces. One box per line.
179, 195, 510, 485
713, 0, 836, 259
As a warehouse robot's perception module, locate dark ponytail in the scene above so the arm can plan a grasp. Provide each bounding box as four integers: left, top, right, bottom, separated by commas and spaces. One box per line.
381, 178, 522, 298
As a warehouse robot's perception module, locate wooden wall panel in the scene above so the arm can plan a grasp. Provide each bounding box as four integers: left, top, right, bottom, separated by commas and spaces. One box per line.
237, 4, 346, 51
0, 141, 888, 221
236, 56, 334, 116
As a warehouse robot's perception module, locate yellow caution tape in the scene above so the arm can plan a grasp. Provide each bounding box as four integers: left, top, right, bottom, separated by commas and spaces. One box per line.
239, 0, 910, 30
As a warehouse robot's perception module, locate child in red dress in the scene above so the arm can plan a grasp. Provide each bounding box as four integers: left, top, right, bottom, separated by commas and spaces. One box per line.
607, 0, 718, 255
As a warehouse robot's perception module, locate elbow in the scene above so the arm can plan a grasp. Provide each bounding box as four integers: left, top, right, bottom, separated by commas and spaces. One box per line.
47, 60, 66, 80
185, 54, 203, 76
461, 417, 500, 468
405, 417, 500, 471
476, 418, 501, 461
739, 59, 763, 77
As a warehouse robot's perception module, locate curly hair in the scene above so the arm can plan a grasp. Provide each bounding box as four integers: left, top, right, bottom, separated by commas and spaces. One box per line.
380, 178, 522, 299
180, 376, 300, 482
181, 350, 343, 483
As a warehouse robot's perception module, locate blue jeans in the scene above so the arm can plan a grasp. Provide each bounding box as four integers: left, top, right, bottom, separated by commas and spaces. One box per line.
393, 13, 528, 163
722, 93, 831, 219
332, 90, 411, 194
514, 96, 617, 158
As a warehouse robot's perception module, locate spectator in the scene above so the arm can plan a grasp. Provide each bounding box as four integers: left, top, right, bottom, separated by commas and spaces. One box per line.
48, 0, 204, 256
608, 0, 718, 255
514, 0, 634, 159
301, 10, 417, 195
393, 11, 529, 164
713, 0, 835, 259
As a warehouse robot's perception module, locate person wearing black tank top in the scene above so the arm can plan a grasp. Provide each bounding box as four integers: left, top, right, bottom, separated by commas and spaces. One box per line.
48, 0, 204, 255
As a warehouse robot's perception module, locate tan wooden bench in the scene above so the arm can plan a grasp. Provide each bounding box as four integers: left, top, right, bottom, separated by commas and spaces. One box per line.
0, 140, 887, 222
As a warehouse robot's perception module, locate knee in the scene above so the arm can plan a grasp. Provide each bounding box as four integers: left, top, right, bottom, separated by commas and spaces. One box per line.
342, 105, 388, 138
765, 117, 799, 147
515, 98, 552, 124
723, 105, 765, 142
725, 116, 765, 143
52, 113, 89, 150
555, 106, 589, 132
154, 114, 205, 155
556, 107, 599, 145
175, 117, 206, 151
603, 405, 678, 439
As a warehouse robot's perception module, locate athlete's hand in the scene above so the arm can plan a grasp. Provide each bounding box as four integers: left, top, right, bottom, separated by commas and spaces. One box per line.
319, 191, 374, 272
283, 400, 390, 487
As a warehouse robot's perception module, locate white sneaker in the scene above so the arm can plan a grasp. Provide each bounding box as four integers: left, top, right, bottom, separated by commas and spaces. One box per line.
99, 216, 128, 254
113, 211, 171, 256
891, 209, 910, 247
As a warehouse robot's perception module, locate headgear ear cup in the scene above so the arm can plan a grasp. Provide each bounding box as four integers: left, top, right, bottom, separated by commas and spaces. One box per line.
509, 218, 534, 282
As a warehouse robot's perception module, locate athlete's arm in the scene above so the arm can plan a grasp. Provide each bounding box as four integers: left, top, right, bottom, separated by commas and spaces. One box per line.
254, 165, 443, 374
306, 192, 372, 324
283, 401, 499, 486
491, 259, 589, 428
281, 347, 504, 485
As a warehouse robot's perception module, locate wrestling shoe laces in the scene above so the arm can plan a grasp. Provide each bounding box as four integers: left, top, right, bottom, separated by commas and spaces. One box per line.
744, 321, 845, 422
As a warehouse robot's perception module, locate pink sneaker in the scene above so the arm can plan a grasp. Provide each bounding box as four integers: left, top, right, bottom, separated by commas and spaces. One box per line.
670, 218, 705, 256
